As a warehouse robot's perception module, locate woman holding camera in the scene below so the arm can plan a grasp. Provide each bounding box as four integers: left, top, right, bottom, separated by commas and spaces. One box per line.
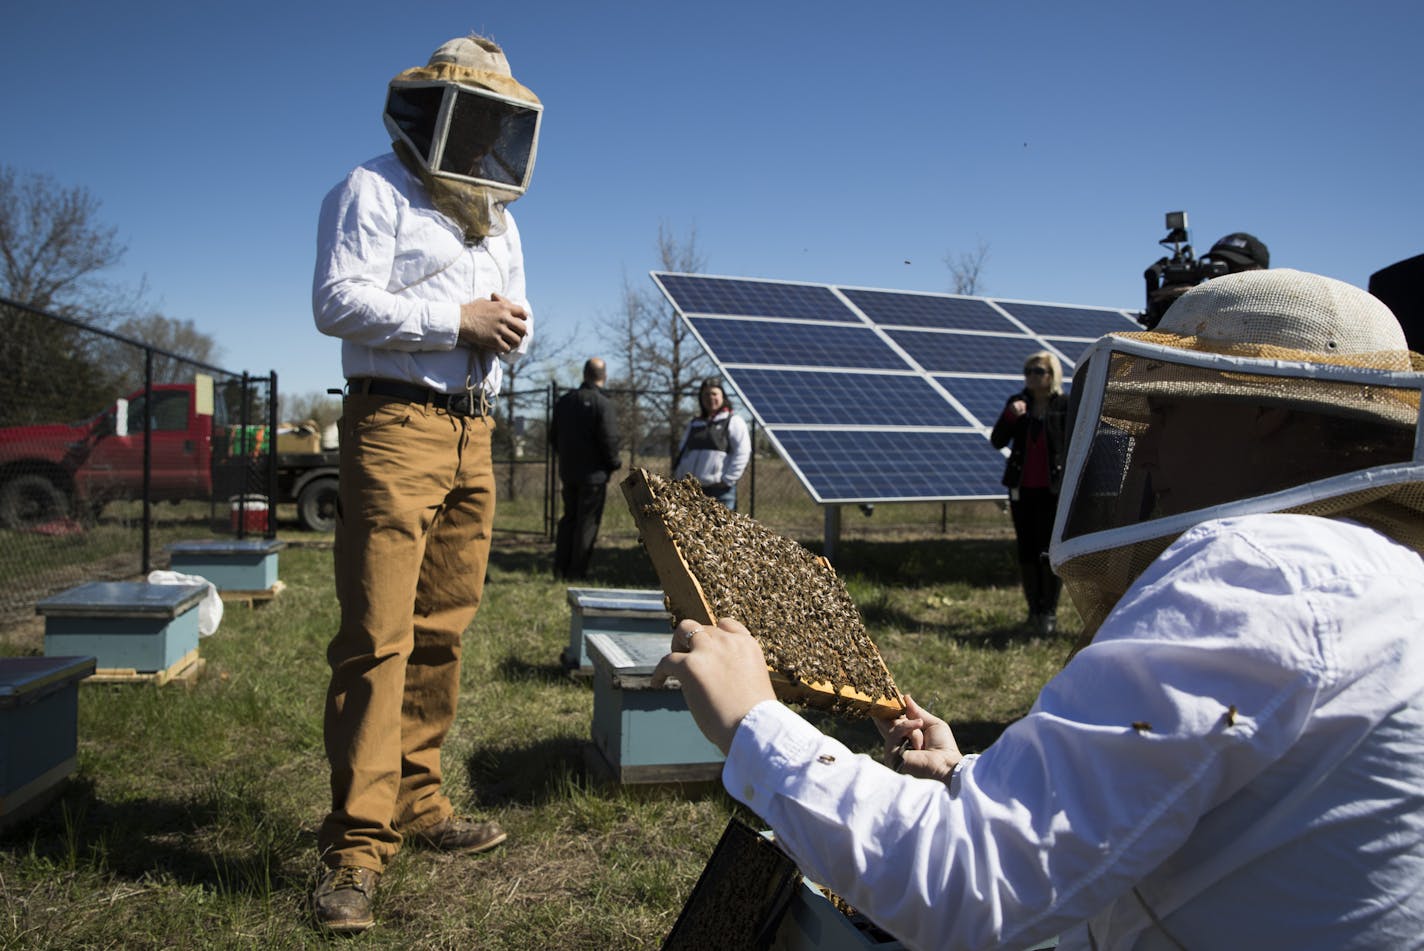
990, 351, 1069, 634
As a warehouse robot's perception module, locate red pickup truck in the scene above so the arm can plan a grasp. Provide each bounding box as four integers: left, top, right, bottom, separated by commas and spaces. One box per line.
0, 381, 340, 532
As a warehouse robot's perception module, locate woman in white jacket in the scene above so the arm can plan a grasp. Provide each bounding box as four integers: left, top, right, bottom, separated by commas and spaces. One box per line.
673, 378, 750, 510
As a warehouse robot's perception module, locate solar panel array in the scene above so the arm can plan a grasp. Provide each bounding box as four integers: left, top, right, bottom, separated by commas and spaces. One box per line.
651, 272, 1142, 504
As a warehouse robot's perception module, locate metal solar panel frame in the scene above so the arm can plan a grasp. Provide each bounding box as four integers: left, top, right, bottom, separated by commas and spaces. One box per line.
650, 271, 1141, 506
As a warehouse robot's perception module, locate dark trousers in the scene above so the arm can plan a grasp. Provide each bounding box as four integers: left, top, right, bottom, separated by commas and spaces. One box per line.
554, 481, 607, 580
1009, 487, 1061, 616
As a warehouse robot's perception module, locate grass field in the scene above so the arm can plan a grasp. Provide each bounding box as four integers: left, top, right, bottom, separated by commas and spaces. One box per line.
0, 493, 1078, 949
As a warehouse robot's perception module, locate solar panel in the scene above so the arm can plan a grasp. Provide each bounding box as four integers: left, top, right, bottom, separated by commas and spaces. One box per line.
769, 430, 1006, 503
840, 288, 1014, 332
934, 376, 1076, 429
886, 329, 1055, 375
687, 317, 904, 369
652, 272, 1140, 504
657, 273, 859, 323
996, 301, 1138, 339
727, 368, 974, 427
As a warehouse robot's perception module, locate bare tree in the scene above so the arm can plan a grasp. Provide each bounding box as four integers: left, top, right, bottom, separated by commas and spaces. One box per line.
945, 239, 991, 295
0, 166, 152, 424
609, 224, 715, 467
111, 312, 223, 386
494, 326, 577, 498
280, 390, 342, 428
0, 165, 131, 318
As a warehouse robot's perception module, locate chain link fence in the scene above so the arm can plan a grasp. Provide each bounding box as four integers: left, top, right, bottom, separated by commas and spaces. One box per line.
0, 298, 275, 627
0, 302, 999, 626
536, 381, 910, 543
494, 381, 771, 541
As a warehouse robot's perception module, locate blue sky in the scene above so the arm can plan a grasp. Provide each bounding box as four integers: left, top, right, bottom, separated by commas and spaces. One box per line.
3, 1, 1420, 402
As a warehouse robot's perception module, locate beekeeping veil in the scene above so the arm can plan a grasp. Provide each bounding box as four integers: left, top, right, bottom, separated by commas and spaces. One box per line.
1051, 269, 1424, 647
383, 34, 542, 241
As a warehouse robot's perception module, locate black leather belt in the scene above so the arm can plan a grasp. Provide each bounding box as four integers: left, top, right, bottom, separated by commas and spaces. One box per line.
347, 378, 488, 417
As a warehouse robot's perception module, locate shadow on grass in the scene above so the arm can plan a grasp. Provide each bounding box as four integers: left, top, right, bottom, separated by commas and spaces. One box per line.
487, 537, 661, 591
857, 595, 1037, 646
489, 532, 1021, 598
461, 735, 729, 809
498, 653, 578, 686
832, 537, 1020, 588
456, 710, 1025, 812
463, 736, 593, 808
0, 776, 314, 895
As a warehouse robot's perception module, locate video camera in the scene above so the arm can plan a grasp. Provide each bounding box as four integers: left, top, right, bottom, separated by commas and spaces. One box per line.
1140, 211, 1229, 329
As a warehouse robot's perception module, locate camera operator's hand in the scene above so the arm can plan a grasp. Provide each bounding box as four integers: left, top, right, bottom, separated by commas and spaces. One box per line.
1008, 398, 1028, 418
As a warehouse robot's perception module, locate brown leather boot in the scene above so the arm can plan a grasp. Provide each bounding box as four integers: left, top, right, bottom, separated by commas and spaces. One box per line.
410, 815, 508, 853
312, 865, 378, 933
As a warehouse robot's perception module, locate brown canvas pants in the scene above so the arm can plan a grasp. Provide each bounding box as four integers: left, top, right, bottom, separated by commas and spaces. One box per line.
318, 392, 496, 872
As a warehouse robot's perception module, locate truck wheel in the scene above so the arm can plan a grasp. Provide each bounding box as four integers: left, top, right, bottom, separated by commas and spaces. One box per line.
296, 476, 339, 533
0, 474, 70, 530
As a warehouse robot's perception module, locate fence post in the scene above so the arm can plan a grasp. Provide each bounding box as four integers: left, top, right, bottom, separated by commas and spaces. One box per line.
749, 417, 757, 519
267, 371, 279, 538
545, 381, 556, 540
142, 348, 154, 573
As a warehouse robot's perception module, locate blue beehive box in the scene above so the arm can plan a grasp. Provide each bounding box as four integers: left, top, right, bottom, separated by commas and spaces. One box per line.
563, 587, 671, 674
586, 631, 724, 784
0, 655, 96, 829
167, 537, 285, 592
37, 581, 207, 674
565, 588, 671, 673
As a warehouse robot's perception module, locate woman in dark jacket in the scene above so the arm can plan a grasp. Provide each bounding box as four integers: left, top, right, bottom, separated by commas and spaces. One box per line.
990, 350, 1069, 634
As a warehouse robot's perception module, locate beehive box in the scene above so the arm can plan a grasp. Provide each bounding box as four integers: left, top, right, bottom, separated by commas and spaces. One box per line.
663, 818, 803, 950
663, 821, 911, 951
563, 587, 672, 674
770, 880, 906, 950
167, 537, 286, 592
37, 581, 207, 676
586, 630, 724, 784
0, 655, 96, 829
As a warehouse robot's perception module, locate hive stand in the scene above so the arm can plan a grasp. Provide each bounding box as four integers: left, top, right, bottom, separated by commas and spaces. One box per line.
562, 587, 671, 676
0, 655, 96, 829
585, 630, 724, 784
167, 537, 287, 605
36, 581, 208, 684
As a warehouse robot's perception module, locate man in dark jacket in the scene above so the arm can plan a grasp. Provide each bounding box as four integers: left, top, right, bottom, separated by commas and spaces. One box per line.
550, 358, 621, 579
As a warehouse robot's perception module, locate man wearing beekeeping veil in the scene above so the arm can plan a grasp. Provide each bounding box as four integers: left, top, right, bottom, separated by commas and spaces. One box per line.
310, 33, 541, 933
655, 269, 1424, 949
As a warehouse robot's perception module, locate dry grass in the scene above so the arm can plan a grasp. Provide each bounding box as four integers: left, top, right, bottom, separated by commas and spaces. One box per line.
0, 502, 1075, 948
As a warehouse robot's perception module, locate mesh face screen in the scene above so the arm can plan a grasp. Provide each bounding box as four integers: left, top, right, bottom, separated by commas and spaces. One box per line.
385, 83, 540, 191
385, 85, 444, 161
439, 87, 538, 187
1060, 349, 1420, 542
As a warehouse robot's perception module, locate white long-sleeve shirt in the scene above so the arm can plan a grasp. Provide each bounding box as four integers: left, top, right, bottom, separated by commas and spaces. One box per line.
312, 151, 531, 395
724, 514, 1424, 950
